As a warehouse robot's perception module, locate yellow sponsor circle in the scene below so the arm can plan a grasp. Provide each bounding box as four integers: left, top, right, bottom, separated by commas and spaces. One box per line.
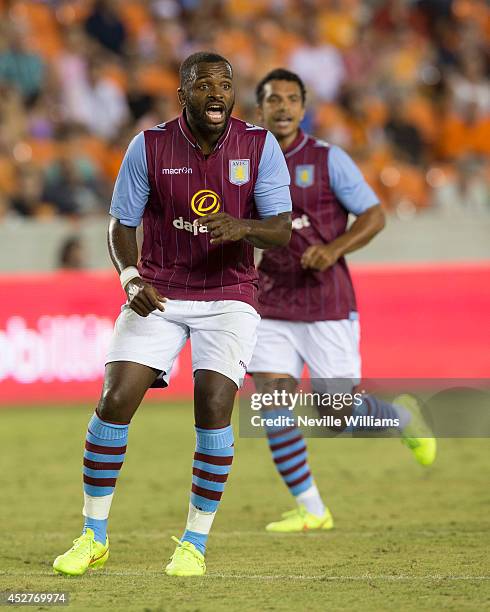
191, 189, 221, 216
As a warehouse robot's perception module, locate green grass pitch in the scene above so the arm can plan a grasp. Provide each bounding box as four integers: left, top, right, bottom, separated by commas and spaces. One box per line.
1, 402, 489, 611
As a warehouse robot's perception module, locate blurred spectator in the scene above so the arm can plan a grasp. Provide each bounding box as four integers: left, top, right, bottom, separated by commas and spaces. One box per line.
448, 51, 490, 116
63, 60, 129, 139
28, 93, 56, 140
0, 85, 27, 147
41, 126, 110, 216
432, 158, 490, 215
137, 95, 173, 130
437, 99, 490, 160
289, 24, 345, 102
126, 66, 155, 122
0, 0, 488, 220
85, 0, 128, 56
0, 28, 44, 104
10, 164, 47, 217
384, 98, 425, 165
56, 27, 91, 123
58, 236, 87, 269
0, 192, 8, 221
42, 159, 101, 216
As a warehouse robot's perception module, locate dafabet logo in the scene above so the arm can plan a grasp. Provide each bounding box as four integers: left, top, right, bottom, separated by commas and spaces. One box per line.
191, 189, 221, 216
173, 189, 222, 235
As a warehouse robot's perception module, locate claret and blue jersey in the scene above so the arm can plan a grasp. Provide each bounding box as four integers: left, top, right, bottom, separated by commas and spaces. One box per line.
110, 114, 292, 308
258, 130, 380, 322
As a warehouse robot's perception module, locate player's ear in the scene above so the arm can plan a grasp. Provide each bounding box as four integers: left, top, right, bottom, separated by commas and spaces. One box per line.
299, 103, 306, 122
300, 96, 307, 122
177, 88, 185, 108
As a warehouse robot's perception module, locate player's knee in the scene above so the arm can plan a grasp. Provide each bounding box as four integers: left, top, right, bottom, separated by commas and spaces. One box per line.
195, 387, 234, 427
97, 387, 130, 423
201, 388, 230, 417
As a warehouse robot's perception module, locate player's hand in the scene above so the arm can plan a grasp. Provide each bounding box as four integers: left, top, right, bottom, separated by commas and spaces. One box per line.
125, 278, 167, 317
301, 244, 342, 271
198, 213, 250, 245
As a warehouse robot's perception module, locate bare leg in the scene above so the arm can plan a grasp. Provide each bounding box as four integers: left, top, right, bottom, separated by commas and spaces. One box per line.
172, 370, 238, 565
81, 361, 159, 544
193, 369, 238, 427
97, 361, 160, 423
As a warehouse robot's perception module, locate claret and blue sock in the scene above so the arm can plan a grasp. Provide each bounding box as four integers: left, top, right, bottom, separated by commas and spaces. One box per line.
181, 425, 235, 555
264, 408, 326, 517
82, 411, 129, 544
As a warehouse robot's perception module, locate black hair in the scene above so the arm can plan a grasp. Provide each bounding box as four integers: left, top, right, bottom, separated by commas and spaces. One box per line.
255, 68, 306, 105
179, 52, 233, 88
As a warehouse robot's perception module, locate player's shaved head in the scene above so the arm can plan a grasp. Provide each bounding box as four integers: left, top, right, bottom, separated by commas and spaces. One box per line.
179, 52, 233, 89
178, 51, 235, 140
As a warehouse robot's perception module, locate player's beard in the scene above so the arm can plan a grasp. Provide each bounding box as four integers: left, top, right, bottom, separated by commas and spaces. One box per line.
186, 96, 234, 136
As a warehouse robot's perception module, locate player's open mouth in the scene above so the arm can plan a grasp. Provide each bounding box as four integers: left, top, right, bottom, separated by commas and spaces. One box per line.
274, 117, 293, 128
205, 104, 226, 123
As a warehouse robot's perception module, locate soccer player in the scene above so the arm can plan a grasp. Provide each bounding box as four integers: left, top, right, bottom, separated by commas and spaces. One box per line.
248, 69, 436, 533
52, 53, 292, 577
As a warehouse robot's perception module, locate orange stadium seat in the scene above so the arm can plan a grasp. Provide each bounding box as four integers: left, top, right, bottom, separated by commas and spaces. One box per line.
10, 1, 62, 59
218, 28, 255, 59
379, 161, 429, 210
225, 0, 268, 19
55, 0, 93, 25
453, 0, 489, 22
26, 140, 59, 168
119, 2, 152, 38
471, 117, 490, 156
78, 136, 110, 173
0, 0, 486, 220
405, 96, 438, 145
315, 103, 346, 133
102, 64, 128, 92
318, 8, 358, 49
103, 146, 125, 183
0, 157, 17, 196
138, 65, 179, 97
436, 113, 490, 159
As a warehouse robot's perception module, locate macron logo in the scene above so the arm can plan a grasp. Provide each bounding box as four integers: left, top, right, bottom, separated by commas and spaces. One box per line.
162, 167, 193, 175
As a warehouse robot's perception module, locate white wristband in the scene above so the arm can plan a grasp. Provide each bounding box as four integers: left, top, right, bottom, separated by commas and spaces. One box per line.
120, 266, 141, 290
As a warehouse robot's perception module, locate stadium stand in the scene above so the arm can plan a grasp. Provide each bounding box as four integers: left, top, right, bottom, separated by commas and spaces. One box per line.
0, 0, 488, 224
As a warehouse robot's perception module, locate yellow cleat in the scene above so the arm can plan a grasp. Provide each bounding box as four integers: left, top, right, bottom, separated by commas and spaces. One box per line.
165, 537, 206, 577
395, 394, 437, 466
53, 528, 109, 576
265, 505, 334, 533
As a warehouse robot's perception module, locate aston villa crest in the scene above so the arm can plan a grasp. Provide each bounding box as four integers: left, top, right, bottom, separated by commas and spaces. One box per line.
295, 164, 315, 188
229, 159, 250, 185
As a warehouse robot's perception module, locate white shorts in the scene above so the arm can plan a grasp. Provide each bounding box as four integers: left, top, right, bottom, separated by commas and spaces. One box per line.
248, 317, 361, 380
106, 300, 260, 388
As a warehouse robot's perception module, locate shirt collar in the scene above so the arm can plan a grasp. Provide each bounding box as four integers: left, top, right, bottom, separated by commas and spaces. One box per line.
284, 129, 309, 158
178, 111, 233, 152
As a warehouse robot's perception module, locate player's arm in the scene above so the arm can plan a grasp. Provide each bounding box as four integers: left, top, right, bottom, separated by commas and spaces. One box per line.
198, 131, 292, 248
109, 132, 166, 317
241, 210, 291, 248
199, 211, 291, 248
301, 146, 385, 271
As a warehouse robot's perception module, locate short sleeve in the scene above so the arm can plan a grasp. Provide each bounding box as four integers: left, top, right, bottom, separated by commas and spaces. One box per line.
110, 132, 150, 227
254, 131, 292, 218
328, 145, 379, 215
